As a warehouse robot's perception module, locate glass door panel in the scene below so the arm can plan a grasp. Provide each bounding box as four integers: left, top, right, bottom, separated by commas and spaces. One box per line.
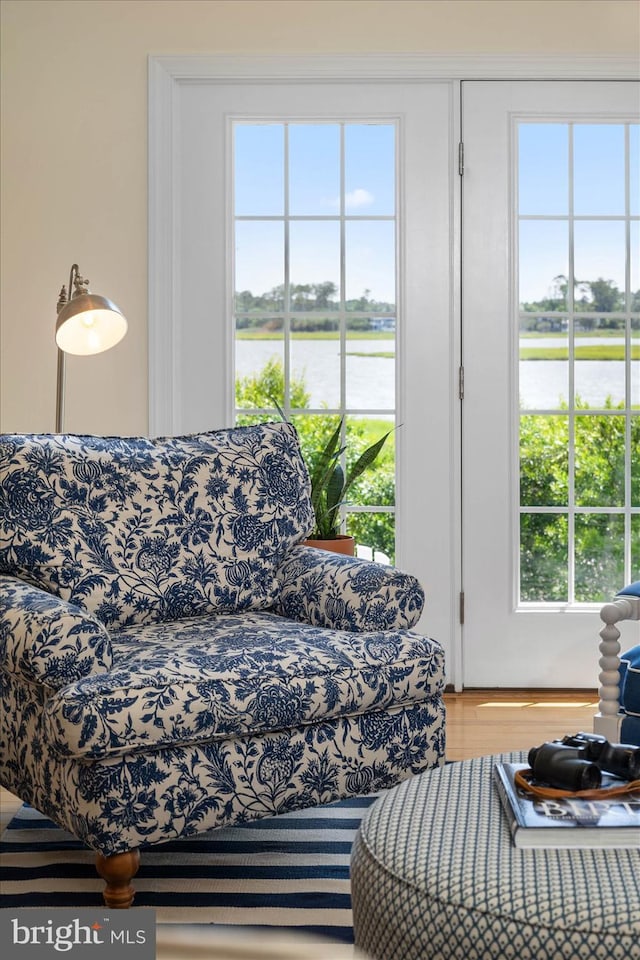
518, 120, 639, 605
233, 121, 398, 559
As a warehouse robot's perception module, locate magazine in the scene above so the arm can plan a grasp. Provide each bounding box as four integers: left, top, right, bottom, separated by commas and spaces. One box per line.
493, 761, 640, 849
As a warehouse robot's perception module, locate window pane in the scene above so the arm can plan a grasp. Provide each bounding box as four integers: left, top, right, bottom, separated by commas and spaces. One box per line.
235, 221, 284, 308
289, 221, 340, 310
574, 124, 625, 216
574, 345, 626, 409
234, 124, 284, 216
519, 221, 568, 310
631, 220, 639, 311
574, 317, 626, 408
235, 336, 285, 411
345, 220, 396, 309
520, 513, 568, 602
633, 514, 640, 572
518, 123, 568, 216
631, 124, 639, 216
346, 333, 395, 410
290, 413, 339, 464
519, 329, 568, 410
575, 513, 625, 602
346, 415, 395, 507
345, 124, 396, 216
291, 329, 340, 409
632, 221, 639, 408
519, 415, 568, 506
574, 221, 625, 312
289, 124, 340, 216
574, 415, 625, 507
632, 416, 640, 507
347, 512, 395, 564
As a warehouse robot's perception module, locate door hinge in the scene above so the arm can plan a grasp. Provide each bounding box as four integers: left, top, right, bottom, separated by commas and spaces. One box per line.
458, 141, 464, 176
458, 365, 465, 400
459, 591, 465, 624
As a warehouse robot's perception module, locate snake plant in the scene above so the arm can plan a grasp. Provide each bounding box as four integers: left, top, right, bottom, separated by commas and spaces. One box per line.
307, 418, 393, 540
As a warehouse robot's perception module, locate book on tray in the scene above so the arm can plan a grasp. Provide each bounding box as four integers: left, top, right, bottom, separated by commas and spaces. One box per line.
493, 760, 640, 849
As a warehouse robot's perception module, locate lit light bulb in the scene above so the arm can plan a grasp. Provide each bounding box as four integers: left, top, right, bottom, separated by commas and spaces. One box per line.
86, 329, 101, 352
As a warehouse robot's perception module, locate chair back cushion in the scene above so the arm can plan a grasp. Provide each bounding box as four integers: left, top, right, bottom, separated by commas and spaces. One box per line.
0, 422, 314, 628
620, 644, 640, 719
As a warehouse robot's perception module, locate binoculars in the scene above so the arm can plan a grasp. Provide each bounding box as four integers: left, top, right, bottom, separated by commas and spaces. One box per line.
528, 732, 640, 792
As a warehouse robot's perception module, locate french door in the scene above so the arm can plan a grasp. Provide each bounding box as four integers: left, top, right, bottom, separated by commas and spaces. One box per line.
149, 74, 459, 679
462, 81, 639, 687
150, 62, 638, 690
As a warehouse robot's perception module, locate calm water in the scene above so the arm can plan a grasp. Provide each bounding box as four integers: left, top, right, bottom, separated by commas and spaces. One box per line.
236, 339, 396, 410
236, 339, 638, 410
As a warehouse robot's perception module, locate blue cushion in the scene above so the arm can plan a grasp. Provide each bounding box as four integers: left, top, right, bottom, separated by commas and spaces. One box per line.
619, 644, 640, 718
0, 422, 314, 628
620, 714, 640, 747
617, 580, 640, 598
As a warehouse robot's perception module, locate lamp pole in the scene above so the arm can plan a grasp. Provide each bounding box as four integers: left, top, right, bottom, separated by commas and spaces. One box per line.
55, 264, 86, 433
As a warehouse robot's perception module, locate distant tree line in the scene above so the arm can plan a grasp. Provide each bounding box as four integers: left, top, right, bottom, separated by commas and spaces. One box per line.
235, 282, 395, 332
521, 275, 640, 332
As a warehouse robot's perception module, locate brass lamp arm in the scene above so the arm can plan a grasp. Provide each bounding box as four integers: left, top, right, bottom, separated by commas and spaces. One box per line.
56, 263, 90, 314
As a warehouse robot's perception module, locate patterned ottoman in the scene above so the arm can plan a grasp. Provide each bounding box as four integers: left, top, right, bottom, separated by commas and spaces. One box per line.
351, 753, 640, 959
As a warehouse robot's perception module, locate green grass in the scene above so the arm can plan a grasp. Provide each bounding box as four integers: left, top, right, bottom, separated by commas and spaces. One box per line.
347, 351, 395, 359
520, 330, 633, 339
236, 330, 394, 341
520, 345, 640, 361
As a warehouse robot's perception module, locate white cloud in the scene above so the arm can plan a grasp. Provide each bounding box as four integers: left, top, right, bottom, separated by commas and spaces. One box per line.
345, 188, 374, 209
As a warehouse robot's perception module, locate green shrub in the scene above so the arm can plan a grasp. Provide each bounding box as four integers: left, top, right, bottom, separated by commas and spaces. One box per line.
236, 360, 637, 595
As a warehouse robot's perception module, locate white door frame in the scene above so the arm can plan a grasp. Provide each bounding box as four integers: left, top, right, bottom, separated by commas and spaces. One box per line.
148, 53, 636, 692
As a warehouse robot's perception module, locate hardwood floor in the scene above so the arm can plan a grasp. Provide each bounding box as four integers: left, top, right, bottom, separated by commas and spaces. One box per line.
443, 688, 599, 761
1, 690, 599, 832
0, 784, 22, 832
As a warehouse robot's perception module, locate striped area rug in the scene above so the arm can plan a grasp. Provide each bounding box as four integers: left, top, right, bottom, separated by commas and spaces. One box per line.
0, 796, 377, 943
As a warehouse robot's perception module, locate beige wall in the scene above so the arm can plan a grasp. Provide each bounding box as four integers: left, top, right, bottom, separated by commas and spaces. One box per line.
2, 0, 639, 435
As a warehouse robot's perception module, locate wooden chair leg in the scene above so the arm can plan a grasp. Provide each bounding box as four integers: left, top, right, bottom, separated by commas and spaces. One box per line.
95, 850, 140, 908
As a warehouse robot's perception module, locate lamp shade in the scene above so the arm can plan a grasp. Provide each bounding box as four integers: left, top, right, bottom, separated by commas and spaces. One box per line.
55, 293, 128, 356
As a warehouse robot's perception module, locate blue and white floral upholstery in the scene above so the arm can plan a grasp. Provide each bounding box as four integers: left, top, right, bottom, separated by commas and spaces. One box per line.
0, 423, 445, 891
0, 423, 315, 627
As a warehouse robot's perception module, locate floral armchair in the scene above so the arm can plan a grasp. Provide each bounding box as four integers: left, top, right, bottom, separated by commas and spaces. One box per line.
0, 422, 445, 907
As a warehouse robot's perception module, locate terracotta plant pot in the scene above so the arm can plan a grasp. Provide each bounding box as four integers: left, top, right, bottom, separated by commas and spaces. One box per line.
302, 535, 356, 556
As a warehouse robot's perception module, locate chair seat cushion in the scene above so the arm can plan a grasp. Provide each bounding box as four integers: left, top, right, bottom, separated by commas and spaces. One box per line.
44, 611, 445, 759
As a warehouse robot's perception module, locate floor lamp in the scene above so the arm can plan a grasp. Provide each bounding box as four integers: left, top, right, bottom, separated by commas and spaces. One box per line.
55, 264, 128, 433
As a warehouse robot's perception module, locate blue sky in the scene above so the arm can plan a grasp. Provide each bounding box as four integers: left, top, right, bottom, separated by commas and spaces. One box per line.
234, 122, 396, 303
233, 121, 639, 308
518, 122, 638, 305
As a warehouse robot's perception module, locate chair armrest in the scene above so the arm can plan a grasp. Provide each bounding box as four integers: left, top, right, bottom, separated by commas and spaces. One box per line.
0, 575, 113, 690
273, 545, 425, 632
